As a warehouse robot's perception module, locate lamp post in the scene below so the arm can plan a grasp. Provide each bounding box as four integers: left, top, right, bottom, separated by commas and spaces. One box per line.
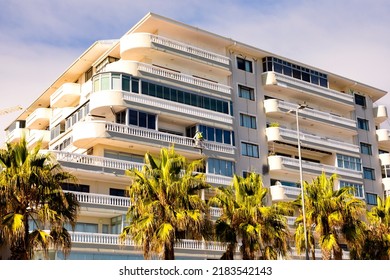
294, 102, 309, 260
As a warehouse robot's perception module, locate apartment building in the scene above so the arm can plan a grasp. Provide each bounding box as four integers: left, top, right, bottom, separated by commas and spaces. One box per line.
4, 13, 388, 260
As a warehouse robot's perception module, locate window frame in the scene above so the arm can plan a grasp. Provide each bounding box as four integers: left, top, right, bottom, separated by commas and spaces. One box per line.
241, 141, 259, 158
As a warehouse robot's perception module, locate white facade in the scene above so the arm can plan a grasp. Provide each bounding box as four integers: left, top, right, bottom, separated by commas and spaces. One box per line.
4, 13, 388, 259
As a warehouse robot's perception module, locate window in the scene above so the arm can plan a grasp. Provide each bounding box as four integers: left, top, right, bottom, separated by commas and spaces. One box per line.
192, 125, 234, 145
237, 57, 253, 72
240, 113, 257, 129
366, 193, 378, 205
340, 181, 364, 198
85, 67, 93, 81
109, 188, 127, 197
127, 109, 156, 129
208, 158, 235, 177
354, 94, 366, 107
238, 85, 255, 101
115, 110, 126, 124
337, 154, 362, 171
357, 118, 369, 130
363, 167, 375, 180
61, 183, 90, 193
104, 150, 144, 163
360, 142, 372, 155
262, 57, 328, 87
241, 142, 259, 158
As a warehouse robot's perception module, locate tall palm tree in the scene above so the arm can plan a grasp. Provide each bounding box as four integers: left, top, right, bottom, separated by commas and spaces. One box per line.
0, 138, 79, 260
358, 196, 390, 259
209, 173, 291, 260
294, 172, 366, 260
120, 146, 210, 260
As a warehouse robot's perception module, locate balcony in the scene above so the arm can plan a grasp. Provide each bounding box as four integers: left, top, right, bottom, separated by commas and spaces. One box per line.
382, 178, 390, 191
50, 107, 75, 127
26, 108, 51, 129
379, 153, 390, 166
376, 129, 390, 150
269, 184, 301, 202
71, 121, 235, 156
266, 126, 359, 154
106, 60, 231, 95
373, 105, 388, 124
27, 130, 50, 148
264, 99, 357, 135
268, 155, 363, 181
262, 71, 354, 111
123, 92, 232, 125
120, 33, 230, 70
50, 151, 232, 187
6, 128, 29, 144
50, 83, 81, 108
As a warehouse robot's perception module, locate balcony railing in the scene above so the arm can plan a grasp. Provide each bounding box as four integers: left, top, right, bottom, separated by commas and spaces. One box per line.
65, 191, 131, 208
138, 62, 231, 95
264, 99, 357, 130
123, 92, 233, 124
150, 34, 230, 65
105, 122, 235, 155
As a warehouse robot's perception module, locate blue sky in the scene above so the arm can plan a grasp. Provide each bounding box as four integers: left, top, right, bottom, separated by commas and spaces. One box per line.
1, 0, 390, 144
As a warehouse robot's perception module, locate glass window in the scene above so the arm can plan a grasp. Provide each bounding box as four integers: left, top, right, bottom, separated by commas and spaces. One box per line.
340, 181, 364, 198
354, 94, 366, 107
129, 110, 138, 126
122, 76, 130, 92
366, 193, 377, 205
131, 78, 139, 93
363, 167, 375, 180
360, 142, 372, 155
240, 113, 256, 129
357, 118, 369, 130
337, 154, 362, 171
241, 142, 259, 158
238, 85, 255, 101
207, 158, 234, 177
85, 67, 93, 81
237, 57, 253, 72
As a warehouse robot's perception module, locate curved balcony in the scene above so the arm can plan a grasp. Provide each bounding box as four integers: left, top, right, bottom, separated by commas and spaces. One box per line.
89, 90, 126, 117
266, 126, 359, 154
27, 130, 50, 148
379, 153, 390, 166
264, 99, 357, 135
270, 184, 301, 202
374, 105, 388, 124
106, 60, 231, 95
50, 83, 81, 108
26, 108, 51, 129
6, 128, 29, 144
71, 121, 235, 156
120, 33, 230, 69
268, 155, 363, 181
262, 72, 354, 111
382, 178, 390, 191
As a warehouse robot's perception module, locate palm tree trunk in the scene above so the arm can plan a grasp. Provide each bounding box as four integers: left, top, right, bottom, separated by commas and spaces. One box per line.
220, 243, 235, 260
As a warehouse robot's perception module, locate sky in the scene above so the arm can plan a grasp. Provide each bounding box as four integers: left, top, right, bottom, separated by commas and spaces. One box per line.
1, 0, 389, 145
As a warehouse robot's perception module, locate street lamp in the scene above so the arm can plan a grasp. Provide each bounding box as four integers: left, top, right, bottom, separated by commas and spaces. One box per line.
292, 102, 309, 260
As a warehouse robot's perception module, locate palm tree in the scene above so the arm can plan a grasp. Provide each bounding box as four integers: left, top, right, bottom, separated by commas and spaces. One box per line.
120, 146, 210, 260
358, 196, 390, 259
209, 173, 291, 260
0, 138, 79, 260
294, 172, 366, 260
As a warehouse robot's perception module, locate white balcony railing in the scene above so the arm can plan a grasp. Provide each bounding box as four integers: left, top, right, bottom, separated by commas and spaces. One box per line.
150, 34, 230, 65
138, 62, 231, 95
123, 92, 233, 124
